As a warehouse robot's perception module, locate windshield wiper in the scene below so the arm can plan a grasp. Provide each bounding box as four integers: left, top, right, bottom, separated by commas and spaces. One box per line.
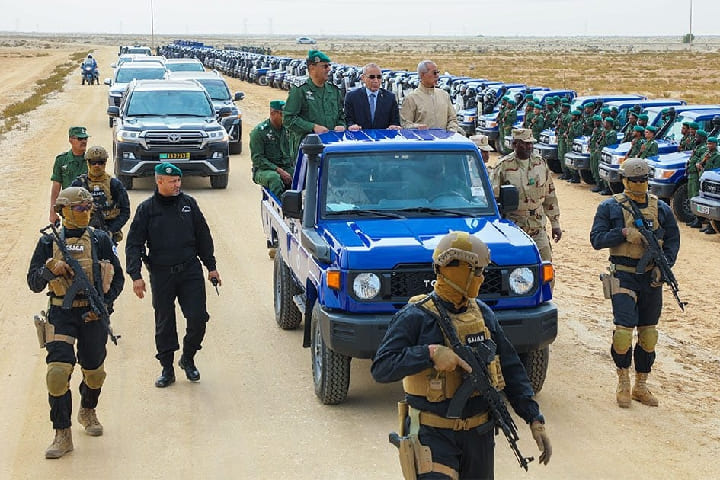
326, 209, 405, 219
397, 207, 469, 217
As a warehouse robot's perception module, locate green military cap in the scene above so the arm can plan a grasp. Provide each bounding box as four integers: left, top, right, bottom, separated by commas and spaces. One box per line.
307, 49, 331, 63
68, 126, 89, 138
525, 93, 534, 99
708, 136, 718, 143
270, 100, 285, 111
638, 114, 649, 120
526, 101, 535, 107
601, 107, 611, 114
593, 114, 602, 121
571, 109, 581, 115
155, 162, 182, 177
584, 103, 594, 109
646, 125, 658, 133
688, 121, 700, 130
533, 104, 542, 110
629, 111, 639, 118
611, 106, 618, 112
697, 129, 708, 138
633, 125, 645, 132
546, 99, 555, 105
603, 117, 614, 124
507, 98, 516, 105
561, 102, 570, 108
661, 107, 669, 113
532, 97, 540, 103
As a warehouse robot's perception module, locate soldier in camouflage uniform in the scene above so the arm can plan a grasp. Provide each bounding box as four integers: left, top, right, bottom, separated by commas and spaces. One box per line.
490, 128, 562, 264
522, 101, 535, 129
593, 118, 619, 194
625, 126, 646, 159
251, 100, 294, 197
556, 101, 573, 180
622, 112, 639, 143
638, 126, 659, 159
677, 121, 696, 152
686, 129, 709, 228
582, 103, 596, 136
284, 50, 345, 160
500, 98, 517, 154
530, 104, 545, 142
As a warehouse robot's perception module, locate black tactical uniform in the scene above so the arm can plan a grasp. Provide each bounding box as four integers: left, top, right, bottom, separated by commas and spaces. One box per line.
125, 190, 217, 377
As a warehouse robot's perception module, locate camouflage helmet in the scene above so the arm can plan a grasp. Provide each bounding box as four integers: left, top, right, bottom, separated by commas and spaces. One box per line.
619, 158, 650, 178
432, 231, 491, 269
54, 187, 92, 212
85, 145, 108, 161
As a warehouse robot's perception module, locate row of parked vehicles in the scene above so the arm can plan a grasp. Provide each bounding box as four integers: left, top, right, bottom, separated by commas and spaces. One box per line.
102, 47, 246, 190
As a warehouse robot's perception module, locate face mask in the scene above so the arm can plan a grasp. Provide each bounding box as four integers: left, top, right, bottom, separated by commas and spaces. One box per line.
62, 205, 92, 229
622, 179, 648, 203
88, 163, 106, 179
434, 264, 485, 309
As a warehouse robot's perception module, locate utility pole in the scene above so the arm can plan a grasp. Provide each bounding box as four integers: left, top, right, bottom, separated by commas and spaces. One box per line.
150, 0, 155, 49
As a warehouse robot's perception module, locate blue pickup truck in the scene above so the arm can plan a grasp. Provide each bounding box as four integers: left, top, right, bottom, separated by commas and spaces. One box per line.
690, 169, 720, 232
261, 130, 558, 404
600, 106, 720, 192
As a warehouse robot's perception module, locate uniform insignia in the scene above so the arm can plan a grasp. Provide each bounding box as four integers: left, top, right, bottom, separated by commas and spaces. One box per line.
466, 332, 486, 346
181, 206, 191, 213
67, 244, 84, 252
305, 91, 314, 100
165, 167, 172, 174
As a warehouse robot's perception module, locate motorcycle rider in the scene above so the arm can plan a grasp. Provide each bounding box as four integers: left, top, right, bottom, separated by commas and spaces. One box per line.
81, 54, 98, 84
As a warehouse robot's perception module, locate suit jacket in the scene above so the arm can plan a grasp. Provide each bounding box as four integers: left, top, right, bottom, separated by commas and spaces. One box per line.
344, 87, 400, 130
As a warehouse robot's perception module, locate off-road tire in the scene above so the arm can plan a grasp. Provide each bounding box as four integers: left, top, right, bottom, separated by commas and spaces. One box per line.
710, 220, 720, 234
210, 174, 228, 189
519, 346, 549, 394
311, 304, 350, 405
258, 75, 268, 86
108, 116, 113, 128
671, 183, 694, 223
273, 253, 302, 330
229, 140, 242, 155
580, 169, 596, 185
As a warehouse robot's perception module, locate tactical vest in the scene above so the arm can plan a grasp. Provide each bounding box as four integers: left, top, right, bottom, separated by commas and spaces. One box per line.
610, 193, 661, 260
78, 174, 120, 220
48, 228, 95, 296
402, 295, 505, 403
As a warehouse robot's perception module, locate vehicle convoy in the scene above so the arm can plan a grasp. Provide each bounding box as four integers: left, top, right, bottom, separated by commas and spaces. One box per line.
169, 71, 245, 154
690, 168, 720, 232
261, 130, 558, 405
104, 63, 169, 127
107, 79, 232, 190
600, 106, 720, 192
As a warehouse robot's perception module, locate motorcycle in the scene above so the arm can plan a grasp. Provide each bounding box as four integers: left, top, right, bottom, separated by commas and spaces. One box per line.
81, 63, 98, 85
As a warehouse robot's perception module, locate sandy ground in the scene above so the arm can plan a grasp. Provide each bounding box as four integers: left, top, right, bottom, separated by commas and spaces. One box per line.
0, 43, 719, 479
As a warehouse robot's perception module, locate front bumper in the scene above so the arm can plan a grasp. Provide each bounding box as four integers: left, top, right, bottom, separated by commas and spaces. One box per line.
114, 141, 229, 178
690, 196, 720, 221
648, 181, 676, 199
564, 152, 590, 171
599, 164, 621, 182
534, 144, 558, 161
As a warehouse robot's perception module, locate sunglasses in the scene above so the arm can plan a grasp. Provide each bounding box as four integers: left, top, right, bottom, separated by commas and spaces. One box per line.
313, 62, 330, 69
445, 259, 486, 277
89, 160, 106, 166
626, 176, 648, 183
365, 74, 382, 79
431, 70, 440, 75
70, 204, 93, 212
72, 137, 88, 141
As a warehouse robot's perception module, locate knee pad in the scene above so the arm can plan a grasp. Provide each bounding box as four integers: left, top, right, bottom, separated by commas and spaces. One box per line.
46, 362, 74, 396
81, 364, 107, 390
612, 326, 633, 355
637, 326, 658, 353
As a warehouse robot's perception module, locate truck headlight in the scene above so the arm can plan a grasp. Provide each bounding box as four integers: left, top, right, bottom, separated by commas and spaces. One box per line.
611, 155, 623, 166
581, 144, 589, 154
207, 130, 229, 142
509, 267, 534, 295
549, 135, 557, 144
653, 168, 676, 179
353, 273, 381, 299
488, 121, 497, 128
116, 129, 140, 143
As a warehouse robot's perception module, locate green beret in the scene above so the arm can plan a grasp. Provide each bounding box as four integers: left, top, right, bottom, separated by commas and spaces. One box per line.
571, 109, 581, 115
593, 114, 602, 121
561, 102, 570, 108
526, 101, 535, 107
546, 99, 555, 105
533, 104, 542, 110
646, 125, 658, 133
525, 93, 534, 99
697, 129, 708, 138
611, 106, 618, 112
270, 100, 285, 111
629, 111, 639, 118
533, 97, 540, 104
638, 114, 649, 120
601, 107, 611, 114
68, 126, 89, 138
633, 125, 645, 132
584, 103, 594, 109
688, 121, 700, 130
603, 117, 614, 124
155, 162, 182, 177
307, 49, 331, 63
507, 98, 516, 105
708, 136, 718, 143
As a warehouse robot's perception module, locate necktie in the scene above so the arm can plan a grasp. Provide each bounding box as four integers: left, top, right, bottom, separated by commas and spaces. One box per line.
369, 93, 377, 124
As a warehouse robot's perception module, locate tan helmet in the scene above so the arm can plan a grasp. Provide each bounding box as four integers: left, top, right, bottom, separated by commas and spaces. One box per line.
54, 186, 92, 213
85, 145, 108, 162
619, 158, 650, 178
432, 231, 491, 269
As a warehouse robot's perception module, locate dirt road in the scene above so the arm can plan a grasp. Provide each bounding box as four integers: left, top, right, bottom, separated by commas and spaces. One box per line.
0, 44, 718, 479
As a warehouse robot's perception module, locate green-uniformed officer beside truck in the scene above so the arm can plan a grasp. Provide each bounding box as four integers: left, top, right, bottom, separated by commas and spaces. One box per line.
283, 50, 345, 160
500, 98, 517, 154
50, 126, 90, 224
638, 126, 659, 158
251, 100, 294, 197
592, 118, 618, 194
530, 103, 545, 141
556, 101, 572, 180
564, 109, 584, 184
686, 129, 708, 228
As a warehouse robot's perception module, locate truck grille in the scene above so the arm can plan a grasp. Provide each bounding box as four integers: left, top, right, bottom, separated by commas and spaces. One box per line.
601, 152, 612, 165
572, 142, 582, 153
701, 180, 720, 196
144, 131, 205, 149
478, 119, 486, 128
540, 134, 550, 144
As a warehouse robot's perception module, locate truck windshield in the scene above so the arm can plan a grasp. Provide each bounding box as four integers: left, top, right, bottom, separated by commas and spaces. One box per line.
663, 116, 685, 142
196, 79, 231, 101
116, 68, 166, 83
322, 151, 493, 216
127, 91, 214, 117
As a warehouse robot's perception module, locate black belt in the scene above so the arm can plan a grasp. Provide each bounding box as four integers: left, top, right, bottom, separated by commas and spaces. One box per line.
151, 257, 197, 274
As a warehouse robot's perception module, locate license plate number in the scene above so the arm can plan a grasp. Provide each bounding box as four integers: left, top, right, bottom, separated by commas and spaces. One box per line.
599, 169, 608, 179
159, 153, 190, 160
696, 204, 710, 215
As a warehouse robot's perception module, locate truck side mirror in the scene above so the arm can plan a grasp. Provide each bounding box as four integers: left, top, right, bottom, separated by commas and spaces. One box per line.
497, 184, 519, 215
217, 106, 232, 118
107, 106, 120, 117
234, 92, 245, 101
281, 190, 303, 219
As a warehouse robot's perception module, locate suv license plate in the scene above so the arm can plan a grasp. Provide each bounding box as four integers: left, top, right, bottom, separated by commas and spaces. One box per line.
696, 204, 710, 215
599, 169, 608, 179
159, 153, 190, 160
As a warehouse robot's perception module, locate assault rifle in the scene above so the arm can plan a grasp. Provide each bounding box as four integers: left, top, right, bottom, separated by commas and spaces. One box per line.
429, 294, 534, 471
619, 198, 687, 312
41, 223, 120, 344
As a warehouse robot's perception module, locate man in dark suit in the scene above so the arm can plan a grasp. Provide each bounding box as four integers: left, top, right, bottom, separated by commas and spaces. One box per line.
346, 63, 401, 131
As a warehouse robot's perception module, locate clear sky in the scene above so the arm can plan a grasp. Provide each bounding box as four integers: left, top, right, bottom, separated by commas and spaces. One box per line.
1, 0, 716, 37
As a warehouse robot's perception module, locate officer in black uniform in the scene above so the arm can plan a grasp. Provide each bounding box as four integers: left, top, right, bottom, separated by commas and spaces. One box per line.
371, 231, 551, 479
27, 187, 124, 459
125, 162, 221, 388
590, 158, 680, 409
71, 145, 131, 244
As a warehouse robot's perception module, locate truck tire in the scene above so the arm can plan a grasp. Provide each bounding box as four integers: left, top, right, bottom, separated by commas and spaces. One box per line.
519, 346, 549, 394
273, 253, 302, 330
210, 174, 229, 189
671, 183, 694, 223
108, 116, 113, 128
580, 169, 596, 185
258, 75, 268, 86
229, 140, 242, 155
711, 220, 720, 234
117, 174, 133, 190
546, 157, 563, 174
311, 304, 350, 405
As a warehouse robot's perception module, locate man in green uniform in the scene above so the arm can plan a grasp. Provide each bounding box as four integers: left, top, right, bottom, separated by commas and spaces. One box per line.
638, 126, 659, 158
530, 104, 545, 141
500, 98, 517, 154
565, 109, 584, 183
544, 99, 558, 128
678, 121, 696, 152
50, 126, 90, 224
522, 101, 534, 129
625, 126, 646, 159
622, 112, 639, 143
610, 106, 621, 130
587, 115, 604, 188
556, 101, 572, 180
582, 103, 596, 135
697, 136, 720, 235
686, 129, 708, 228
251, 100, 293, 197
637, 113, 649, 129
593, 118, 619, 194
283, 50, 345, 160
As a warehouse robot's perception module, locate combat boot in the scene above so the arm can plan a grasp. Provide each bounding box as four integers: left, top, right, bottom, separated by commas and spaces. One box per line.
616, 368, 631, 408
155, 366, 175, 388
179, 354, 200, 382
77, 407, 103, 436
45, 428, 73, 459
632, 372, 659, 406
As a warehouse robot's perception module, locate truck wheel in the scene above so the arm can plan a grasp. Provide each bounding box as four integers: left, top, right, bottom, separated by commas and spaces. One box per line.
258, 75, 268, 86
108, 116, 113, 128
711, 220, 720, 234
519, 346, 549, 394
273, 253, 302, 330
117, 175, 133, 190
210, 174, 229, 189
671, 183, 694, 223
311, 304, 350, 405
579, 169, 596, 185
229, 140, 242, 155
546, 157, 563, 174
